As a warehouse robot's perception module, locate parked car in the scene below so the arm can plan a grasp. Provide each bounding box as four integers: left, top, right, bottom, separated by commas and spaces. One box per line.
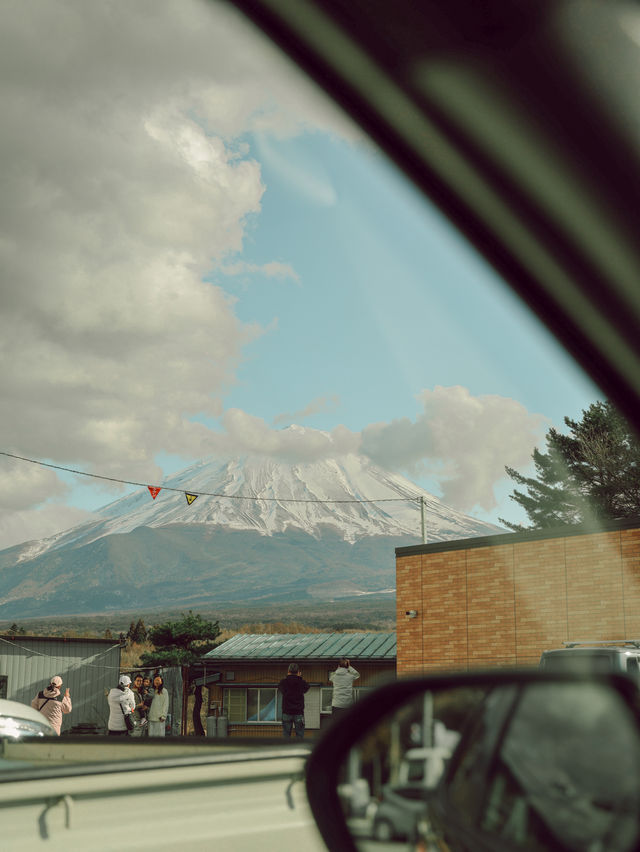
372, 783, 429, 842
0, 699, 56, 739
540, 640, 640, 682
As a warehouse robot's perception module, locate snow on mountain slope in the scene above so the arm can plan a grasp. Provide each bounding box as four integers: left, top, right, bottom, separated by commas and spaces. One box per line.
10, 450, 502, 563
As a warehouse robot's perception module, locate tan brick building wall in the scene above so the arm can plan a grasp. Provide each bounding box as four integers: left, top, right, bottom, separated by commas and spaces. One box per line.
396, 520, 640, 676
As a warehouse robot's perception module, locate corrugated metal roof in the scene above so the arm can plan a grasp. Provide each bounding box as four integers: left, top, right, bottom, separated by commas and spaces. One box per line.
204, 632, 396, 661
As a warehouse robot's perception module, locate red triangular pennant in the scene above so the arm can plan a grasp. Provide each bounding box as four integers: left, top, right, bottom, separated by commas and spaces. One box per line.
148, 486, 161, 500
185, 492, 198, 505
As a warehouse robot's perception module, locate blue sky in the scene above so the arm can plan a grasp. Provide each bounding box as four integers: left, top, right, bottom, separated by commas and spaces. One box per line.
0, 0, 600, 550
226, 130, 596, 429
209, 129, 598, 520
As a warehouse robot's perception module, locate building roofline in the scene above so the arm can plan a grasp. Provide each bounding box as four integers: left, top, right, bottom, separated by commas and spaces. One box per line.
199, 655, 396, 663
0, 634, 121, 645
396, 516, 640, 557
204, 631, 396, 661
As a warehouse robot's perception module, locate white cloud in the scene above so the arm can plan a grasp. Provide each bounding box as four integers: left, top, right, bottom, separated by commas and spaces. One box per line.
273, 396, 340, 425
0, 506, 96, 552
0, 456, 96, 549
0, 458, 66, 511
360, 386, 548, 512
175, 387, 545, 514
194, 411, 360, 462
0, 0, 353, 536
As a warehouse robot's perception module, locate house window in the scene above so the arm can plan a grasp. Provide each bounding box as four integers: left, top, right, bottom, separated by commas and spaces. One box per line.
321, 687, 333, 714
223, 688, 283, 723
0, 676, 6, 699
354, 687, 372, 702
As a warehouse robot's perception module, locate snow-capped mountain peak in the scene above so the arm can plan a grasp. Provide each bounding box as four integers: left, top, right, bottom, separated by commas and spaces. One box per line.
13, 452, 500, 562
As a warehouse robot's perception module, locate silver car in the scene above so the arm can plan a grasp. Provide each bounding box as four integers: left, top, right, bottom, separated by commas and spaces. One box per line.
0, 699, 56, 739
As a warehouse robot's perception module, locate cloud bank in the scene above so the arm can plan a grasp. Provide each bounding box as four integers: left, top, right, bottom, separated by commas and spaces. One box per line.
0, 0, 349, 544
0, 2, 545, 549
183, 387, 545, 513
360, 386, 547, 511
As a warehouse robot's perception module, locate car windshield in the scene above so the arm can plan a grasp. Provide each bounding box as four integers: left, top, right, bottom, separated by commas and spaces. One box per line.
0, 0, 618, 778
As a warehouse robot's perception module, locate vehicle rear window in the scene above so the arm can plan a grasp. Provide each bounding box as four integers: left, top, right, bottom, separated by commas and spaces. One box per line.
541, 652, 614, 673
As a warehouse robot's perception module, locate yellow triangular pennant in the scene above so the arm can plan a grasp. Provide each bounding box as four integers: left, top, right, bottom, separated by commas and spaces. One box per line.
185, 492, 198, 505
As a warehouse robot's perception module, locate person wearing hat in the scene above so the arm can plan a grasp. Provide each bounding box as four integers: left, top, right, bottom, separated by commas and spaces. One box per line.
31, 675, 71, 735
107, 674, 136, 736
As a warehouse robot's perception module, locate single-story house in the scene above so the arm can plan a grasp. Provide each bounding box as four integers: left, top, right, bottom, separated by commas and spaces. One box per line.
199, 632, 396, 738
0, 634, 121, 734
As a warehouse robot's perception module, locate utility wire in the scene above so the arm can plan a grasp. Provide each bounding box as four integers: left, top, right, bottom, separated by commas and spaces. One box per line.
0, 450, 422, 505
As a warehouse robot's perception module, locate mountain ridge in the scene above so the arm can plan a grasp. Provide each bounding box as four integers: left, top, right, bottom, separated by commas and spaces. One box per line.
0, 450, 503, 618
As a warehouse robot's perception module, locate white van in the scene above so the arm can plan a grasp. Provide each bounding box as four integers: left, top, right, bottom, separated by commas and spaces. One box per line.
539, 640, 640, 682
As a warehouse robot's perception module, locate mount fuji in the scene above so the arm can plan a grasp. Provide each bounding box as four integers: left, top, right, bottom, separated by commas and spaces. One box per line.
0, 449, 502, 618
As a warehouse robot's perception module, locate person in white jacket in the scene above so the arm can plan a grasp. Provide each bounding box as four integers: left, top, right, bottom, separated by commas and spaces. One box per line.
107, 674, 136, 736
148, 674, 169, 737
329, 658, 359, 721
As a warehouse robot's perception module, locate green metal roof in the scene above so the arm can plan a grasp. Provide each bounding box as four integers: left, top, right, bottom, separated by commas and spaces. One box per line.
204, 632, 396, 662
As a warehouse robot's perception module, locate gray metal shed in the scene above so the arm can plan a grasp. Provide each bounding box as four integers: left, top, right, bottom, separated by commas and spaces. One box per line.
0, 635, 121, 733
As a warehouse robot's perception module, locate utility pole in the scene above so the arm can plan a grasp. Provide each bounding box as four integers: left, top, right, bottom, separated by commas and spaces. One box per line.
420, 495, 426, 544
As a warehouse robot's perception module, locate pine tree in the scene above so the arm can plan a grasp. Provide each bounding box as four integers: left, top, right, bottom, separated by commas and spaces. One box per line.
501, 401, 640, 530
126, 620, 137, 644
139, 611, 221, 667
135, 618, 147, 642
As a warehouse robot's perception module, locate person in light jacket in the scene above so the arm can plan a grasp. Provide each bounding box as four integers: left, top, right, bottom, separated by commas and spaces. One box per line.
148, 674, 169, 737
31, 675, 71, 735
329, 658, 359, 721
107, 674, 136, 736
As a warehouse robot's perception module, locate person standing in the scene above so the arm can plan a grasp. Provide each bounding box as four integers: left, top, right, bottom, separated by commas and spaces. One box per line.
107, 674, 136, 736
329, 658, 359, 721
148, 674, 169, 737
31, 675, 71, 735
277, 662, 309, 740
130, 673, 148, 736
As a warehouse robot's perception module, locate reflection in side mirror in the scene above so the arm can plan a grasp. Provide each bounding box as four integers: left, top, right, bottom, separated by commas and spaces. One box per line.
307, 673, 640, 852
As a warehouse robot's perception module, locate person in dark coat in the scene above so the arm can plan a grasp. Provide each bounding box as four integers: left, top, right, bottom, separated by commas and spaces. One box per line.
277, 662, 309, 740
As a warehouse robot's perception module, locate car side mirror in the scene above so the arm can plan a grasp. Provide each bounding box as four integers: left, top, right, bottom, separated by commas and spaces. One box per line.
306, 671, 640, 851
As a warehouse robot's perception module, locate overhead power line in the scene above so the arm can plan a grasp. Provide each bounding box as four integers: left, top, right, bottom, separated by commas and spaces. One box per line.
0, 450, 422, 505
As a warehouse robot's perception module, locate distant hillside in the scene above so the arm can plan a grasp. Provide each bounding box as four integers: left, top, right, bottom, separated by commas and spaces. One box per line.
0, 526, 411, 618
0, 598, 397, 637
